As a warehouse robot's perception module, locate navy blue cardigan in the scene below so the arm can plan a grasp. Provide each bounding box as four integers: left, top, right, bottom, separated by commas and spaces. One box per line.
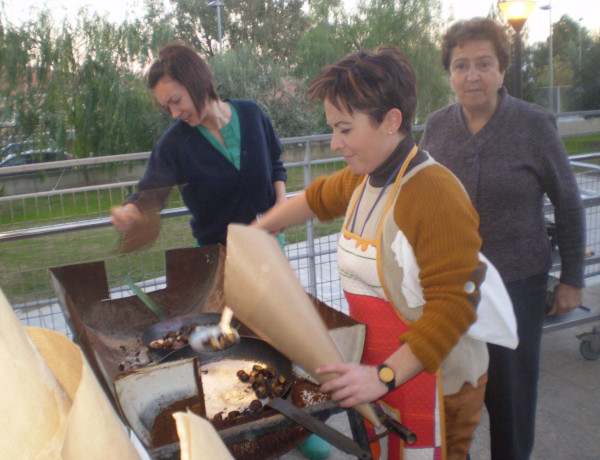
129, 99, 286, 245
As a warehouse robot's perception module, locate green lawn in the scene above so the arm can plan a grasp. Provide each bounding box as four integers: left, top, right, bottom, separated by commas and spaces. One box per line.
562, 133, 600, 155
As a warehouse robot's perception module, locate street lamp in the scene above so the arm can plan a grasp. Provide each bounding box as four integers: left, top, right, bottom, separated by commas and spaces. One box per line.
540, 2, 553, 111
498, 0, 536, 99
208, 0, 224, 53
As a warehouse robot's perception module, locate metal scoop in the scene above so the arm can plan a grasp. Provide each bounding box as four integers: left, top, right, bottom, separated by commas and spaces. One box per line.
189, 306, 240, 352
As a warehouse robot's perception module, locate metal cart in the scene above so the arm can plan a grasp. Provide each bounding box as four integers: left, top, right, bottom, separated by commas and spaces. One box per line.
543, 275, 600, 360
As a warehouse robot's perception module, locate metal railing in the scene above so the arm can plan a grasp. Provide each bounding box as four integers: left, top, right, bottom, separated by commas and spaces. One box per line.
2, 119, 600, 336
0, 134, 349, 335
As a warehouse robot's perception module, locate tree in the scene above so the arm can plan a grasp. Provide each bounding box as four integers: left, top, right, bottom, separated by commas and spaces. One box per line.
295, 0, 451, 123
0, 20, 38, 138
294, 0, 353, 82
167, 0, 310, 62
577, 33, 600, 110
0, 11, 166, 156
209, 45, 321, 137
552, 17, 600, 111
141, 0, 178, 55
527, 15, 600, 111
167, 0, 217, 55
224, 0, 310, 63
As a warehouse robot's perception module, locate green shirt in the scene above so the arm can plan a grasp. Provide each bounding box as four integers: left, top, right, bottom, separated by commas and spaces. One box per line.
197, 102, 241, 169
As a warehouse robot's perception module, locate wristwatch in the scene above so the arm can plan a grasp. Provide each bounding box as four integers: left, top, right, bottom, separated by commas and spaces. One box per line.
377, 364, 396, 391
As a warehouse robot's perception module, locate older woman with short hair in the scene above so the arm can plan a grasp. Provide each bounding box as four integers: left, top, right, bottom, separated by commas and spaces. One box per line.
420, 17, 585, 460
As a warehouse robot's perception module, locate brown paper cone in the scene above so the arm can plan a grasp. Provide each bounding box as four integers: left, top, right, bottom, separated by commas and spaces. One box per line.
116, 207, 161, 254
224, 224, 380, 427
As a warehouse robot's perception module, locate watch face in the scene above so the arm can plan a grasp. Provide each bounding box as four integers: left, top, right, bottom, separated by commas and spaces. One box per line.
379, 366, 395, 383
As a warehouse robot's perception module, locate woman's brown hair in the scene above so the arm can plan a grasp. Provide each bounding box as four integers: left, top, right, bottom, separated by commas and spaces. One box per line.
145, 41, 219, 115
307, 45, 417, 135
441, 18, 511, 73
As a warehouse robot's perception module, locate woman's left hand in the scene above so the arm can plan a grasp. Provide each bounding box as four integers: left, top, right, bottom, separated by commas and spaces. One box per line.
549, 283, 583, 317
316, 362, 388, 407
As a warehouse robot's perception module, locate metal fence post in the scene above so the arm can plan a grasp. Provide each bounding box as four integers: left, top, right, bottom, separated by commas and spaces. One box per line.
302, 138, 317, 297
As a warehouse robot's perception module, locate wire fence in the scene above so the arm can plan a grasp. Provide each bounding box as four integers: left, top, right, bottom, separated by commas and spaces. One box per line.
1, 118, 600, 338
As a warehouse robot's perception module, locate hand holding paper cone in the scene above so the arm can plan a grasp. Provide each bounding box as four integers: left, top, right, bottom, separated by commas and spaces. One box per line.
112, 204, 161, 254
224, 224, 380, 427
111, 186, 175, 254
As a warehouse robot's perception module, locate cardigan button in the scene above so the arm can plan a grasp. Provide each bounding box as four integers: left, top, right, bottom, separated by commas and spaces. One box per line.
464, 281, 476, 294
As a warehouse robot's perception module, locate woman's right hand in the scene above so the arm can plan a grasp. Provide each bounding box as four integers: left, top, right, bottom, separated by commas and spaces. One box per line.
250, 192, 315, 233
110, 203, 143, 233
316, 362, 388, 407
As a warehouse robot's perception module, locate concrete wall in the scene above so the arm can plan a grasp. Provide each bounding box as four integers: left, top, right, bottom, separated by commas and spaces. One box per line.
558, 117, 600, 136
1, 162, 147, 195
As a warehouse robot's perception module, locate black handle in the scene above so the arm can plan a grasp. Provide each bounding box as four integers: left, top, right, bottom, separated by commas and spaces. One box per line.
371, 404, 417, 445
267, 397, 372, 459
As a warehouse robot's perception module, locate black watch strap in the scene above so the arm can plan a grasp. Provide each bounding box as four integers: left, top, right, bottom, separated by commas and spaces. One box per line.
377, 364, 396, 391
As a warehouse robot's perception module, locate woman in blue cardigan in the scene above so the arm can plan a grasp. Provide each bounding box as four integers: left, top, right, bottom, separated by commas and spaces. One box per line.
111, 41, 287, 248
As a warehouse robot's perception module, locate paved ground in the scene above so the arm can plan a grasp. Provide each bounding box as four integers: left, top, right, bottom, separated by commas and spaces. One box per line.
280, 279, 600, 460
469, 324, 600, 460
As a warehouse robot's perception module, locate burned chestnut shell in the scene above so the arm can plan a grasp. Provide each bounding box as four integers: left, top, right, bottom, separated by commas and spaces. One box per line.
236, 370, 250, 382
249, 399, 263, 412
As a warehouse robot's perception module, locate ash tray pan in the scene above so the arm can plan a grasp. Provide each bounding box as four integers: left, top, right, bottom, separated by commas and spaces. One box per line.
115, 357, 203, 448
114, 337, 292, 450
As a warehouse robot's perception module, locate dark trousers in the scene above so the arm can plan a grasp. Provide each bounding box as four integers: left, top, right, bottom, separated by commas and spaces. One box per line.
484, 272, 547, 460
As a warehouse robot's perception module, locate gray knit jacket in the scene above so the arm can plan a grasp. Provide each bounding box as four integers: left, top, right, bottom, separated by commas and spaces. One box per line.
420, 87, 585, 287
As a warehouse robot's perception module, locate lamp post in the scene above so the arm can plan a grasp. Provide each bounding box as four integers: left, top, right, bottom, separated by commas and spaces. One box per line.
208, 0, 224, 53
540, 2, 553, 111
498, 0, 536, 99
578, 17, 583, 71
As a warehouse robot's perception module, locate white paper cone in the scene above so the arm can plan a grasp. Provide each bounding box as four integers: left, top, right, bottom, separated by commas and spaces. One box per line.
0, 289, 141, 459
173, 410, 233, 460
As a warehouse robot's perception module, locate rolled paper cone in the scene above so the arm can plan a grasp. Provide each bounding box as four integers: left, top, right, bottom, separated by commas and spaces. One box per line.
173, 410, 233, 460
115, 185, 177, 254
116, 207, 161, 254
0, 289, 142, 459
224, 224, 380, 427
0, 290, 71, 458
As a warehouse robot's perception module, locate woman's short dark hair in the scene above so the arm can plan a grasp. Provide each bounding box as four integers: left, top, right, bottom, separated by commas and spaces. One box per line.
307, 45, 418, 135
441, 17, 510, 73
145, 41, 219, 115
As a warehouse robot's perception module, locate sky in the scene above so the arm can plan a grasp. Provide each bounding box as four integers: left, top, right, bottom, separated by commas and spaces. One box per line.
2, 0, 599, 46
439, 0, 597, 44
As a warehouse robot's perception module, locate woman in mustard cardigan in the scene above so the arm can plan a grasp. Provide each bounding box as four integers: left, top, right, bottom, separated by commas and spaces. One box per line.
254, 46, 488, 460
